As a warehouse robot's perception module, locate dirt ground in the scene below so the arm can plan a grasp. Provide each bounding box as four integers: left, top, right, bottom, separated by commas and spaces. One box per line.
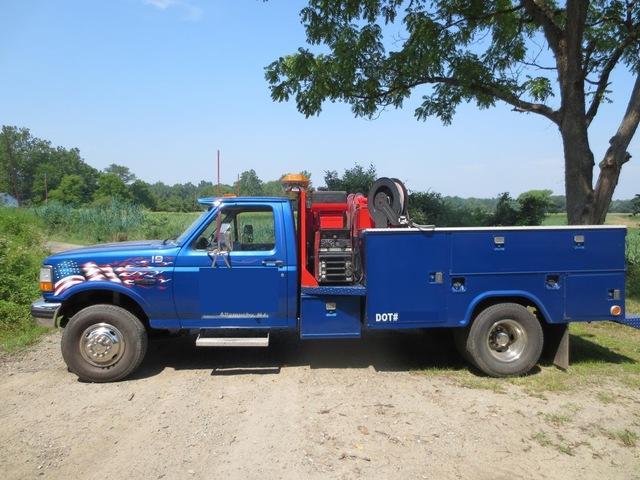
1, 328, 639, 480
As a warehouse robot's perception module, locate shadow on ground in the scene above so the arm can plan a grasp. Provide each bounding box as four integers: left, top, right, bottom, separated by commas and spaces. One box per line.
129, 327, 635, 381
131, 329, 468, 380
569, 332, 637, 365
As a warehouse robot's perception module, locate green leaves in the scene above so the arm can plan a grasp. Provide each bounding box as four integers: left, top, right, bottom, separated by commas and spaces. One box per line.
323, 162, 377, 193
0, 126, 100, 207
266, 0, 639, 124
522, 76, 555, 102
0, 209, 47, 336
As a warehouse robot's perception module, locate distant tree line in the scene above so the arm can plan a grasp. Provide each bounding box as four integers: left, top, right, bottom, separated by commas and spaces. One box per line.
1, 126, 638, 223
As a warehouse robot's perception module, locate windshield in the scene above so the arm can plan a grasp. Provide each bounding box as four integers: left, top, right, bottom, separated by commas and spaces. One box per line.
174, 207, 213, 244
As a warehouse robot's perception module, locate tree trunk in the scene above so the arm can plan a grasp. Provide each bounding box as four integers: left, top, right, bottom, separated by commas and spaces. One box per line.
591, 74, 640, 224
557, 51, 596, 225
561, 120, 595, 225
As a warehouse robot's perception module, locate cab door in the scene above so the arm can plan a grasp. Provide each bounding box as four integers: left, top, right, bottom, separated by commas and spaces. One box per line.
173, 203, 293, 328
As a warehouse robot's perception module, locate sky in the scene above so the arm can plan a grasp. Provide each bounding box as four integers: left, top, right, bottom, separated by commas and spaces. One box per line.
1, 0, 638, 199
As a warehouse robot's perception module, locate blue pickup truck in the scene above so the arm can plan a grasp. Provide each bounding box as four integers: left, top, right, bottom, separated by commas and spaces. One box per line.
32, 175, 640, 382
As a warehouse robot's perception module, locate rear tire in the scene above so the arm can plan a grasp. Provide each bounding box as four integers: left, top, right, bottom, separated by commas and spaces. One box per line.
61, 304, 147, 383
461, 303, 543, 377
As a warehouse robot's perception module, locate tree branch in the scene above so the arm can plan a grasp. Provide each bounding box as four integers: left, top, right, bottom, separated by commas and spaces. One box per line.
603, 72, 640, 164
585, 23, 640, 125
347, 74, 560, 124
520, 0, 564, 57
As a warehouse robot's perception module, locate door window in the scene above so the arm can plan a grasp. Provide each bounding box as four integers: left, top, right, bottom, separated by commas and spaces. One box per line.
192, 206, 276, 252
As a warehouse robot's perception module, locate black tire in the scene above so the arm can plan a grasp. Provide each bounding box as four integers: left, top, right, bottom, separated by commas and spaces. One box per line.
463, 303, 543, 377
61, 304, 148, 383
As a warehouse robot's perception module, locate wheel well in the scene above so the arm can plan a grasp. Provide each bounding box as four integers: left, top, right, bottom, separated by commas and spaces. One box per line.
58, 290, 149, 330
470, 296, 548, 325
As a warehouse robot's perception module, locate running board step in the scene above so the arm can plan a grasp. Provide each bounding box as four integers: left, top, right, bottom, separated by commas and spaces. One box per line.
195, 333, 269, 347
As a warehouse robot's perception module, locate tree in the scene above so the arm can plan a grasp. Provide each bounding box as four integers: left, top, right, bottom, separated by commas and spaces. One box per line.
32, 146, 99, 205
262, 179, 286, 197
94, 173, 133, 203
48, 174, 88, 206
129, 180, 157, 210
104, 164, 136, 184
0, 126, 33, 203
633, 193, 640, 216
408, 190, 493, 226
266, 1, 640, 225
490, 190, 551, 225
237, 169, 264, 196
323, 163, 377, 193
492, 193, 521, 226
517, 189, 553, 225
0, 126, 99, 206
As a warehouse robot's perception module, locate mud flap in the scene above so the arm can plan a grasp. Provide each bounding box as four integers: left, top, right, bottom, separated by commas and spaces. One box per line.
541, 323, 569, 370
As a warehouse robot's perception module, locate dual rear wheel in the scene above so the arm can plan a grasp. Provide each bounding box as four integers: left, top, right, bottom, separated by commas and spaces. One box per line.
454, 303, 544, 377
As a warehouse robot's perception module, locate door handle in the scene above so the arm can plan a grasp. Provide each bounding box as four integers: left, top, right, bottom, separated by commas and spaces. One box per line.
262, 259, 284, 267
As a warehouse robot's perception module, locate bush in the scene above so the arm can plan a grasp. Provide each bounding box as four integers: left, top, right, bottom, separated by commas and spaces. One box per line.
0, 209, 48, 342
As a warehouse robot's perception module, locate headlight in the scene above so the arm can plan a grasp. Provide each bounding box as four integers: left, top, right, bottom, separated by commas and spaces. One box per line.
40, 266, 54, 292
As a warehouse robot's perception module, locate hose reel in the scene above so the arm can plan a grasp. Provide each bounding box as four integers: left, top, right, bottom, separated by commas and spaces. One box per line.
367, 177, 408, 228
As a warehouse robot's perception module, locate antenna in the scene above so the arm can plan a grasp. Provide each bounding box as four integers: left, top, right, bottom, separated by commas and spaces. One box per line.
217, 150, 221, 198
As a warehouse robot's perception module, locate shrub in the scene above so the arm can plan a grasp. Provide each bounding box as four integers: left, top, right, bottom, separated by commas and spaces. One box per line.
0, 209, 48, 339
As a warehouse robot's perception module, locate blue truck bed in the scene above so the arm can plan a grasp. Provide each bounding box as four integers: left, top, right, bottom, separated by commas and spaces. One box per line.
362, 225, 628, 329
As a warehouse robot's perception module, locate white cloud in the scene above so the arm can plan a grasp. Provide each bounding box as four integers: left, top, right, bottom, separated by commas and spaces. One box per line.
143, 0, 203, 21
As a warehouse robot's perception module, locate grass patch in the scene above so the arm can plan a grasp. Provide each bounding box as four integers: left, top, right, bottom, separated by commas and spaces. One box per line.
618, 429, 638, 447
0, 326, 50, 354
531, 431, 579, 456
588, 425, 639, 447
543, 412, 573, 427
421, 322, 640, 394
455, 376, 507, 394
596, 391, 615, 404
541, 403, 582, 427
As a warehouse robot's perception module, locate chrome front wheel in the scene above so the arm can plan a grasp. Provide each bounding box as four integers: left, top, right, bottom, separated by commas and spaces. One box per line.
62, 304, 147, 383
79, 323, 126, 367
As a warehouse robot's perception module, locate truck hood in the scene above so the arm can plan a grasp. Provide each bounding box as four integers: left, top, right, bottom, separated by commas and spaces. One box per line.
45, 240, 182, 265
43, 240, 182, 300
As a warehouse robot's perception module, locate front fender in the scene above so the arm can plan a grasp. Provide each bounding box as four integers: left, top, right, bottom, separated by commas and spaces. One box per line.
53, 281, 156, 318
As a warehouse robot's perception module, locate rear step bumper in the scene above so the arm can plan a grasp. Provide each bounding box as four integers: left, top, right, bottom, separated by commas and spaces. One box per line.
616, 314, 640, 330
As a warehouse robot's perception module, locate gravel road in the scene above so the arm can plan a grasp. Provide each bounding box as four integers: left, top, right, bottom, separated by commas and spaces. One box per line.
1, 328, 639, 480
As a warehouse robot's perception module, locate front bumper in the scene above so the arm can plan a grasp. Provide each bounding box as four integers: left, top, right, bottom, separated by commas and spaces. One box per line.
31, 299, 62, 328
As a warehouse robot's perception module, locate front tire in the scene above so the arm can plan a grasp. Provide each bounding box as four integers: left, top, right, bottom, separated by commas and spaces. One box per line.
460, 303, 543, 377
61, 304, 148, 383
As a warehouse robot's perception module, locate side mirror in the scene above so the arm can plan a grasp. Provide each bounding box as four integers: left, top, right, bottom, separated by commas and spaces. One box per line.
208, 224, 233, 268
219, 224, 233, 252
